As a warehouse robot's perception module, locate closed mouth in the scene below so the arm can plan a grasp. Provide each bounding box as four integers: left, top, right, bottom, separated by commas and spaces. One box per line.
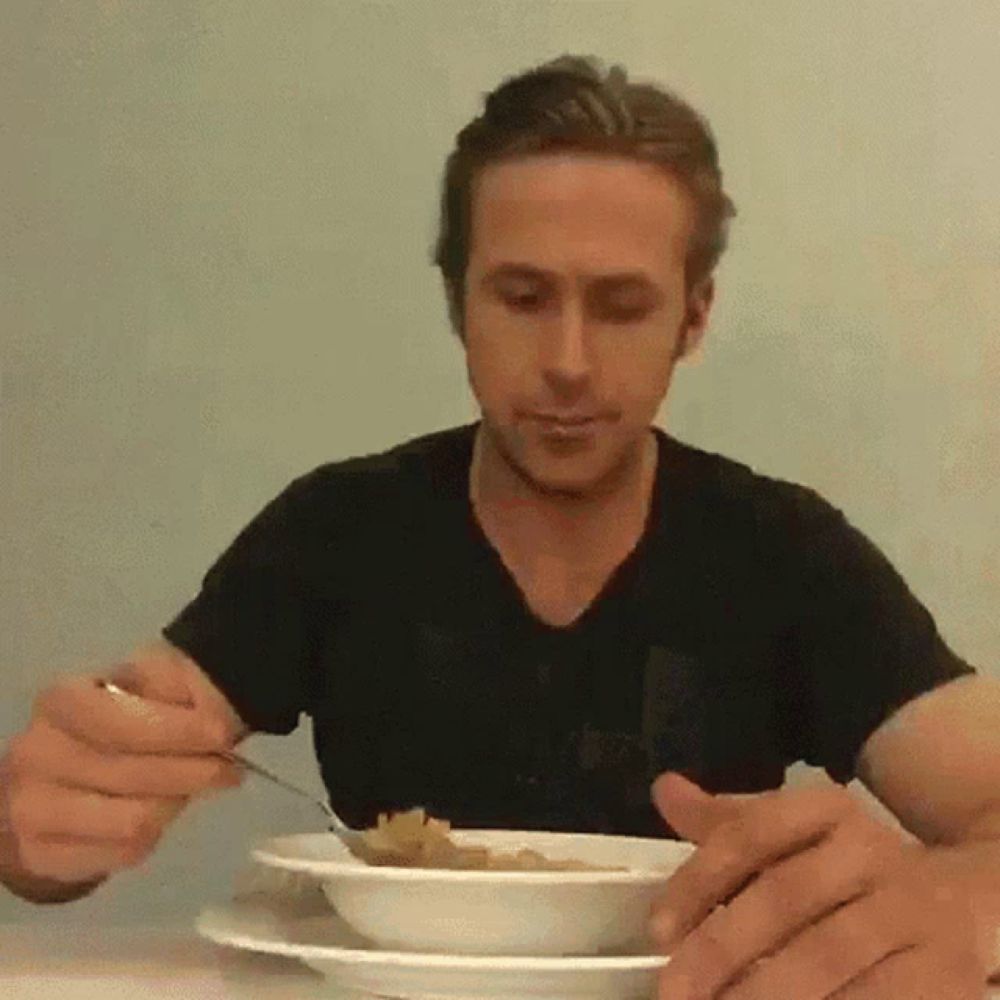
531, 414, 601, 426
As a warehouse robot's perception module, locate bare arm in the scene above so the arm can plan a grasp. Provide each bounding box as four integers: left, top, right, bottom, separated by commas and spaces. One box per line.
857, 673, 1000, 978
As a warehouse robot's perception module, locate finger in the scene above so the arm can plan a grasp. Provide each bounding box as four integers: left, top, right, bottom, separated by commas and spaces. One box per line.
8, 720, 244, 798
110, 659, 194, 707
721, 884, 922, 1000
7, 780, 187, 844
15, 834, 153, 883
124, 642, 249, 744
827, 943, 982, 1000
36, 675, 231, 755
654, 819, 891, 997
650, 784, 854, 947
652, 772, 742, 845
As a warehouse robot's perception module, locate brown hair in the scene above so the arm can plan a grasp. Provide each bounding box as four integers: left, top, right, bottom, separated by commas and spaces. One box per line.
432, 54, 737, 338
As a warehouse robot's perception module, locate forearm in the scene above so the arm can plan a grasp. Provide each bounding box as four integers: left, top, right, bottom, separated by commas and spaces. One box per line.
921, 836, 1000, 982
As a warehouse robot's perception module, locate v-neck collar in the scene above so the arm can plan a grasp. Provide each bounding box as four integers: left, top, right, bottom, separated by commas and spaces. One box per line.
454, 421, 672, 639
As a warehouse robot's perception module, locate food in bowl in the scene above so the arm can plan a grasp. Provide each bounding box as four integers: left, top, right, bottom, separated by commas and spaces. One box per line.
360, 808, 623, 871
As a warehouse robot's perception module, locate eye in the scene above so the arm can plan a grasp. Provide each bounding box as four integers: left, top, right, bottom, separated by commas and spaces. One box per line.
596, 303, 651, 324
513, 294, 542, 308
503, 289, 547, 312
590, 284, 658, 325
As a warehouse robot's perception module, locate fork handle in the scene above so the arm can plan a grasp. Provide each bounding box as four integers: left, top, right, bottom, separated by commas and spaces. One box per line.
220, 749, 327, 812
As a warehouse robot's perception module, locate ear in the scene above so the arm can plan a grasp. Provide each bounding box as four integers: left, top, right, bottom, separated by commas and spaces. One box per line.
675, 277, 715, 361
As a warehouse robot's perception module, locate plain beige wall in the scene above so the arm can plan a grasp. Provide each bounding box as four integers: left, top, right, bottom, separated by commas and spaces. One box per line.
2, 1, 997, 925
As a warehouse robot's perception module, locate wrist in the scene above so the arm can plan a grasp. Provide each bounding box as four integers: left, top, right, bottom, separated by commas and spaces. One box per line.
921, 838, 1000, 981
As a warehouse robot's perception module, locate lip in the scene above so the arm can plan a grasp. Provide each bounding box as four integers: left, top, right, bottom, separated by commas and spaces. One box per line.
529, 413, 602, 426
526, 413, 606, 443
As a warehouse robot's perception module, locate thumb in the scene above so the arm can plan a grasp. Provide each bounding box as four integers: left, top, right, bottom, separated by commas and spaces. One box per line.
124, 641, 248, 746
109, 655, 193, 707
651, 772, 740, 845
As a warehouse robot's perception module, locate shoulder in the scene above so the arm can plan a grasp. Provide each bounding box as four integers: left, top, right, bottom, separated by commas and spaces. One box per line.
210, 424, 474, 572
271, 423, 474, 525
660, 432, 842, 539
656, 434, 883, 598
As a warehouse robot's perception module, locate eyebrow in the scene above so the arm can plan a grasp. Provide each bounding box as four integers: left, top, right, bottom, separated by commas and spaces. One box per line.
480, 262, 662, 293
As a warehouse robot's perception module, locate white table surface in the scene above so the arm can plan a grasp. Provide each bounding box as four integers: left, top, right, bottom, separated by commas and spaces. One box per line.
2, 923, 999, 999
0, 923, 329, 999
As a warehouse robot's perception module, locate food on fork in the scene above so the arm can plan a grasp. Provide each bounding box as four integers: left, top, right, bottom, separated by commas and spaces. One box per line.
359, 808, 624, 871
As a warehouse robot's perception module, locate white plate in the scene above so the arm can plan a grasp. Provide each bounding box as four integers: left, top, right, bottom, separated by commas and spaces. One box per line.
196, 884, 669, 999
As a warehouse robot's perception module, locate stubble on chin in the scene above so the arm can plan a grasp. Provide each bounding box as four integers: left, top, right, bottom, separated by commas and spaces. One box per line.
479, 419, 649, 504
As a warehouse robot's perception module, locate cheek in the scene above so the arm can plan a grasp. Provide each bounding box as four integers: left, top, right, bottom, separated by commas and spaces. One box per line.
467, 294, 584, 400
466, 339, 528, 407
603, 342, 675, 406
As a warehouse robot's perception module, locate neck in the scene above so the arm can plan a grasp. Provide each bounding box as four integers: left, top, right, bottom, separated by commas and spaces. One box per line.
470, 423, 658, 564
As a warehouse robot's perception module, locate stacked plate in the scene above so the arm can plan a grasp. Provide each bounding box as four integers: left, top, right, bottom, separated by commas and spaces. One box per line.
196, 828, 694, 999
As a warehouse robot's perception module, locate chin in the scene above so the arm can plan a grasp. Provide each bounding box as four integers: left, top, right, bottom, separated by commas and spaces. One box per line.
513, 442, 629, 500
521, 465, 600, 500
482, 415, 646, 496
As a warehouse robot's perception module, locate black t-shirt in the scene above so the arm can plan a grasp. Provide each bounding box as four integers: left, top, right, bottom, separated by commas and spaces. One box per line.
163, 422, 975, 838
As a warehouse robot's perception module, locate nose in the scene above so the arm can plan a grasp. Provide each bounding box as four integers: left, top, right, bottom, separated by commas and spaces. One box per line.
539, 298, 592, 393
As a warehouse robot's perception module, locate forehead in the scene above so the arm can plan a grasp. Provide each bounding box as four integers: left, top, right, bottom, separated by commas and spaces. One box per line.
468, 153, 694, 276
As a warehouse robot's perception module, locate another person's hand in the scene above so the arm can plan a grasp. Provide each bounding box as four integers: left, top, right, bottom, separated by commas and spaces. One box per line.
0, 643, 247, 896
649, 772, 986, 999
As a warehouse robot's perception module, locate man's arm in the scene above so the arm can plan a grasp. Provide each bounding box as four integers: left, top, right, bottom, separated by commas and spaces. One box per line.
856, 673, 1000, 977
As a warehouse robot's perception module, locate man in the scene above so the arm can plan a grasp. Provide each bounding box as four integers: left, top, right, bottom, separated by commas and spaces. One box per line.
2, 54, 999, 997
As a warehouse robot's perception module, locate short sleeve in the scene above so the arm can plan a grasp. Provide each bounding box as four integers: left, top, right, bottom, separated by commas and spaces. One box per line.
776, 488, 976, 784
163, 473, 324, 736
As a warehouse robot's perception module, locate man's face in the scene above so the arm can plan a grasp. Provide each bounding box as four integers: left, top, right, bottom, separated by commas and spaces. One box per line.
462, 152, 713, 497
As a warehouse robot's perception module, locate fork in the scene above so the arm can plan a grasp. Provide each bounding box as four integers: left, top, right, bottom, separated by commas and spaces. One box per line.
98, 679, 371, 860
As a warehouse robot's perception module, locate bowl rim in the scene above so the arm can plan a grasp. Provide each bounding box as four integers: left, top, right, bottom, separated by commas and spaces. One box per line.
251, 829, 694, 885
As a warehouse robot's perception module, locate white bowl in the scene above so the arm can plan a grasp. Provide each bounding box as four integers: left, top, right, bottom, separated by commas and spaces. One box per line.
252, 829, 694, 957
